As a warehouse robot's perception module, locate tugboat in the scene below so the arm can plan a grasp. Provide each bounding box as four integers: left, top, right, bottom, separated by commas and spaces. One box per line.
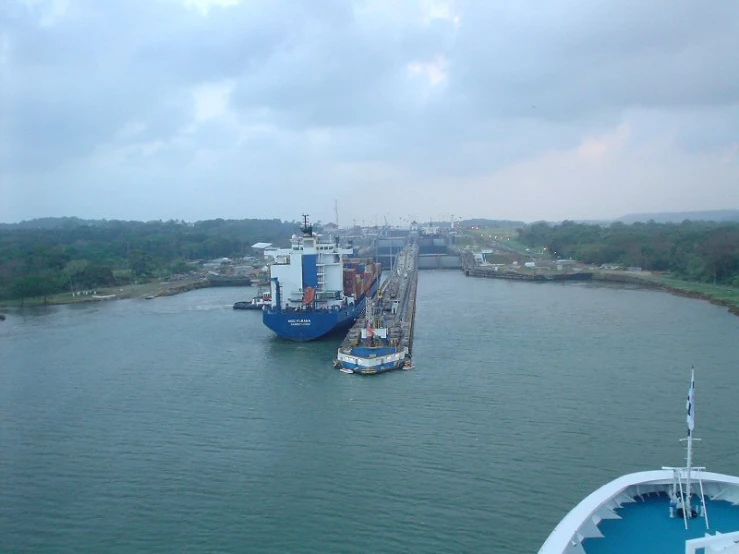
233, 288, 271, 311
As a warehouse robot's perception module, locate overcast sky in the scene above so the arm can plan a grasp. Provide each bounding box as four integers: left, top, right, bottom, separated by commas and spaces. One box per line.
2, 0, 738, 225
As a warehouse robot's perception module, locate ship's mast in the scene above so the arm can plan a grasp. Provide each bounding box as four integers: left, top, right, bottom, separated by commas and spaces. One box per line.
366, 294, 374, 327
301, 214, 312, 236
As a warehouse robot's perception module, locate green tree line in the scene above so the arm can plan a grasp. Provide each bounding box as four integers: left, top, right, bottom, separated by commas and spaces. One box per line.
0, 218, 297, 303
517, 220, 739, 285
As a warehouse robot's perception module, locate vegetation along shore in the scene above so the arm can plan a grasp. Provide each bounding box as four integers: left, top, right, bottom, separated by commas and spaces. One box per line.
592, 271, 739, 316
515, 219, 739, 316
0, 217, 285, 308
1, 216, 737, 317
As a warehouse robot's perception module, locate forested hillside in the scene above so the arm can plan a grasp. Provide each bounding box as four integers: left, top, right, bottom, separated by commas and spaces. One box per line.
517, 220, 739, 285
0, 218, 297, 302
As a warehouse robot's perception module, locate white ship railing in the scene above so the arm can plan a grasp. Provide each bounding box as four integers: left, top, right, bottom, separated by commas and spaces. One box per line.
685, 530, 739, 554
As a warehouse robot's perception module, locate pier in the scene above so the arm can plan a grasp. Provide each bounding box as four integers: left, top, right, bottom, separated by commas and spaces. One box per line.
334, 242, 419, 374
461, 249, 594, 281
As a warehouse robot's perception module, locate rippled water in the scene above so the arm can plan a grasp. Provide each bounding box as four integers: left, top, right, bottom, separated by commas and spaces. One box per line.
2, 272, 738, 553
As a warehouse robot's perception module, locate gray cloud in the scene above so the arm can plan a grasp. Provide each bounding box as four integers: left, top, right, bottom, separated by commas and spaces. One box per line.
2, 0, 738, 224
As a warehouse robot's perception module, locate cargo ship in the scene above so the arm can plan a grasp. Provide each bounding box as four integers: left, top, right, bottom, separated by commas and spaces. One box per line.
262, 216, 382, 341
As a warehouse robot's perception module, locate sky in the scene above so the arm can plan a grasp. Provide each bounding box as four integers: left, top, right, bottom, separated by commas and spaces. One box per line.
1, 0, 738, 225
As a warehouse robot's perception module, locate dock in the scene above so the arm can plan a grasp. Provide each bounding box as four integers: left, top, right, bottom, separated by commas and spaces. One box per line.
334, 242, 419, 374
461, 250, 593, 281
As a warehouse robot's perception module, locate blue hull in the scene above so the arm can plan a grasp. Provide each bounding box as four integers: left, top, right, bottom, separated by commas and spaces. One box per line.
262, 281, 379, 342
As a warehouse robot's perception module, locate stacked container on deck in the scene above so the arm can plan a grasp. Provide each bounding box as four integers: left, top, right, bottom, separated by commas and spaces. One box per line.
343, 267, 357, 298
343, 260, 381, 301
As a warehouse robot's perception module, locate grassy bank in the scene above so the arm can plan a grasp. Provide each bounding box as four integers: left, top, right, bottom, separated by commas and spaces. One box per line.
595, 271, 739, 316
0, 278, 214, 308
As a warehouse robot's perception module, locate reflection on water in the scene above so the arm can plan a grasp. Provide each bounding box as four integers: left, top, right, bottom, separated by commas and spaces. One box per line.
2, 276, 738, 553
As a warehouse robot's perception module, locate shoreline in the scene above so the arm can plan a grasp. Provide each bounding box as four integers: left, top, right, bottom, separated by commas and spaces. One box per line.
461, 261, 739, 318
2, 271, 737, 318
0, 278, 253, 309
592, 271, 739, 317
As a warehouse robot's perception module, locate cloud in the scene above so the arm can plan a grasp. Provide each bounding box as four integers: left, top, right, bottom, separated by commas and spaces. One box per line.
1, 0, 738, 224
181, 0, 241, 16
192, 81, 234, 122
407, 55, 449, 88
15, 0, 70, 27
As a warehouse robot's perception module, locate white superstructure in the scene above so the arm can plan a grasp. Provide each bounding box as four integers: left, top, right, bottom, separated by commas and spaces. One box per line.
265, 219, 353, 311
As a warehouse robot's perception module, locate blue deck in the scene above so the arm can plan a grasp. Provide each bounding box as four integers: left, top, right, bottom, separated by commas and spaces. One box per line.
351, 346, 398, 357
583, 493, 739, 554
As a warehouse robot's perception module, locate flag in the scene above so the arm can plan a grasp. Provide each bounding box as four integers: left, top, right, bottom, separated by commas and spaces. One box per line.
686, 368, 695, 435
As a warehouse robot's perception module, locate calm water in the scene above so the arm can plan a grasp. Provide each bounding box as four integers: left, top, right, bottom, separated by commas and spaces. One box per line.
2, 272, 738, 553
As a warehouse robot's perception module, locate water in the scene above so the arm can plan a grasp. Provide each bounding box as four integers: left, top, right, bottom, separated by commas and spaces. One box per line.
2, 272, 738, 553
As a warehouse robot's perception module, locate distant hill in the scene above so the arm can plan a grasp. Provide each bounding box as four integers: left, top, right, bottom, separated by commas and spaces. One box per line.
0, 217, 103, 230
616, 210, 739, 224
460, 218, 526, 228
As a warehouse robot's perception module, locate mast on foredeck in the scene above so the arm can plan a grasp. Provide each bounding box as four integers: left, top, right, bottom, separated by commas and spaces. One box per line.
664, 367, 709, 530
684, 367, 696, 520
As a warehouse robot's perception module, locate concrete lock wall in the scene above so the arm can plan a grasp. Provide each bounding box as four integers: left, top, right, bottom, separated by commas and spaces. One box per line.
376, 238, 406, 249
418, 255, 462, 269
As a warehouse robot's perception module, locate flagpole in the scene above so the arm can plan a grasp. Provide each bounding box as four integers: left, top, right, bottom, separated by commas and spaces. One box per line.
684, 367, 695, 519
